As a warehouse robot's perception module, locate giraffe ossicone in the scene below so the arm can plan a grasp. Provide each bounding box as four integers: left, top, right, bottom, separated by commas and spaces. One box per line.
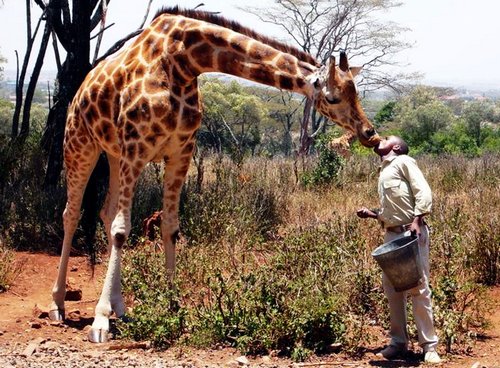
49, 6, 381, 343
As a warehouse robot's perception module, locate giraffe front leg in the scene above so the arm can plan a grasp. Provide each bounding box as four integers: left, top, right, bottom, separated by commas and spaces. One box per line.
88, 159, 143, 343
50, 145, 99, 321
162, 152, 192, 280
49, 206, 79, 321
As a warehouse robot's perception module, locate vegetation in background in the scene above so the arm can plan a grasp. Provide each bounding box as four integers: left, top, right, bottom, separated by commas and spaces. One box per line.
300, 131, 346, 187
386, 86, 500, 155
114, 154, 497, 360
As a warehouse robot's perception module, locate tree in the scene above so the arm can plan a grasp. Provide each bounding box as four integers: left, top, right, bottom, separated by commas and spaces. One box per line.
244, 0, 412, 152
199, 78, 269, 158
11, 0, 48, 138
431, 121, 479, 156
257, 89, 303, 156
393, 86, 455, 151
373, 101, 396, 128
462, 101, 495, 147
35, 0, 152, 187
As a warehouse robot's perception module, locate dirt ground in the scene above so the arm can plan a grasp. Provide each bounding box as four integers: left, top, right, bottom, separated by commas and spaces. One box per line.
0, 252, 499, 367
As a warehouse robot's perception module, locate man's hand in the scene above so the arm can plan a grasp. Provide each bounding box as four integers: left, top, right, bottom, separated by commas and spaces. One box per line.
411, 216, 425, 238
356, 207, 377, 219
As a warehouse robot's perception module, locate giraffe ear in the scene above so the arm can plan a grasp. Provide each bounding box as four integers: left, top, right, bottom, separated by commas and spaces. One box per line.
339, 51, 349, 72
350, 66, 362, 77
310, 75, 321, 89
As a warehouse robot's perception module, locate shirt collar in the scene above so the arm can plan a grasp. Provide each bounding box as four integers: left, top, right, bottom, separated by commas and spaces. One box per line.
379, 155, 397, 170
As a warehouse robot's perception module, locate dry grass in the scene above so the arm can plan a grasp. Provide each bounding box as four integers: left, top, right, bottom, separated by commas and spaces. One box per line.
120, 152, 498, 355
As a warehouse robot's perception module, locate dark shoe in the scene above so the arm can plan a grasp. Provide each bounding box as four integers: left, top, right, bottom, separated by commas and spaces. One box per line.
376, 344, 408, 360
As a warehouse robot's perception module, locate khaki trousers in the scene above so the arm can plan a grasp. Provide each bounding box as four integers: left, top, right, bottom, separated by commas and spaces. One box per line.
382, 225, 439, 351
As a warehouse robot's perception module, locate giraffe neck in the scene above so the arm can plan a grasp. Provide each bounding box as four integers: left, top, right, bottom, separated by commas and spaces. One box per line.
152, 15, 318, 97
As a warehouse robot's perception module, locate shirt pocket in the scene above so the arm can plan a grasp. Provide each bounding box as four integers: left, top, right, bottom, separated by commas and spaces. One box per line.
383, 178, 403, 197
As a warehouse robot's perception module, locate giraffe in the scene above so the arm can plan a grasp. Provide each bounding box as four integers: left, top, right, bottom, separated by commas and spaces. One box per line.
49, 6, 381, 343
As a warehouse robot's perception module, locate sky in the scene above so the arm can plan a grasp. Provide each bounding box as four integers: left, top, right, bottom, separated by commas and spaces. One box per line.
1, 0, 499, 90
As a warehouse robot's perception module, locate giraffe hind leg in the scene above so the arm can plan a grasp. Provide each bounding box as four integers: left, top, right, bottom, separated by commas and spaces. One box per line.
162, 151, 193, 280
99, 154, 120, 255
50, 139, 100, 320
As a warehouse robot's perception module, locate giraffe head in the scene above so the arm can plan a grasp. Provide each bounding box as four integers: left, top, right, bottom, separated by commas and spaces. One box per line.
311, 52, 380, 148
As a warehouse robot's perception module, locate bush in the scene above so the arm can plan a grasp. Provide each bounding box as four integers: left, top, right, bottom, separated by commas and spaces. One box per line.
186, 224, 356, 358
0, 135, 66, 252
121, 207, 385, 361
180, 156, 286, 247
301, 133, 345, 187
0, 236, 24, 292
1, 129, 496, 360
119, 241, 186, 348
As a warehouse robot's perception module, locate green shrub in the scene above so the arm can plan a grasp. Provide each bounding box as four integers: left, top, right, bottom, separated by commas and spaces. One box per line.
119, 242, 186, 348
301, 133, 345, 187
120, 218, 377, 361
118, 154, 497, 360
0, 135, 66, 252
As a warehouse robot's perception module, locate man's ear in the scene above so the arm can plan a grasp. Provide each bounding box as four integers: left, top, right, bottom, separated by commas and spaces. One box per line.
393, 144, 402, 154
350, 66, 362, 77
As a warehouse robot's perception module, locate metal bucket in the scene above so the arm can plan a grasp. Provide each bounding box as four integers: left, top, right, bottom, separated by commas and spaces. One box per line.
372, 233, 424, 292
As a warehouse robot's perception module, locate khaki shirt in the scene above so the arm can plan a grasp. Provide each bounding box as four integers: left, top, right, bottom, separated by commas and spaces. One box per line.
377, 155, 432, 228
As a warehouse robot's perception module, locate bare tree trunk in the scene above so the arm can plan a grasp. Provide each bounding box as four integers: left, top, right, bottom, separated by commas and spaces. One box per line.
12, 51, 21, 138
43, 0, 92, 187
12, 1, 38, 138
20, 22, 51, 138
299, 99, 314, 154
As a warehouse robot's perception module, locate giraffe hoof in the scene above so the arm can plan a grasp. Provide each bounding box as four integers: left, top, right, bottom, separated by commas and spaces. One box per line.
48, 309, 65, 321
88, 327, 109, 343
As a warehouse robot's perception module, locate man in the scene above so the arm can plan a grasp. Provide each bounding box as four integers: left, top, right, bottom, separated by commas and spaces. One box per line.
357, 135, 441, 364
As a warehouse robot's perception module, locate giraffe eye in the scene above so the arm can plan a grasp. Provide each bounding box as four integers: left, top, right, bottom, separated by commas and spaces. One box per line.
326, 96, 341, 104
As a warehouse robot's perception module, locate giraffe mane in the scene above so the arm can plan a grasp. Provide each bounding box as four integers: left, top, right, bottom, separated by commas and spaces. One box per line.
153, 6, 320, 67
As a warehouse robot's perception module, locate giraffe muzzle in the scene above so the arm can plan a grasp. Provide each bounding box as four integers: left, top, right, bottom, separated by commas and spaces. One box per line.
359, 127, 381, 148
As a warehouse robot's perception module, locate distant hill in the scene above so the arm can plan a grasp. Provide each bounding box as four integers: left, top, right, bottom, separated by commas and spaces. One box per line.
3, 69, 57, 84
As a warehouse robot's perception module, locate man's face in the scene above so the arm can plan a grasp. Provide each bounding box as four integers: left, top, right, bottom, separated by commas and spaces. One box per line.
374, 135, 398, 156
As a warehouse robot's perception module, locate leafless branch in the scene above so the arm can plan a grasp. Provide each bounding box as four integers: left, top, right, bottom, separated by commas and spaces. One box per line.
51, 30, 61, 70
93, 29, 142, 66
92, 0, 109, 63
94, 0, 153, 66
12, 5, 46, 137
219, 113, 240, 147
90, 0, 110, 30
138, 0, 153, 29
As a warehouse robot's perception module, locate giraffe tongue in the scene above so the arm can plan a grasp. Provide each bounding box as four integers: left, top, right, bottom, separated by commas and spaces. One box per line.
328, 133, 354, 157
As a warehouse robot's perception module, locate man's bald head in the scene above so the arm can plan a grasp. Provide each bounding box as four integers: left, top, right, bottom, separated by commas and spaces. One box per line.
374, 135, 409, 158
388, 136, 409, 155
